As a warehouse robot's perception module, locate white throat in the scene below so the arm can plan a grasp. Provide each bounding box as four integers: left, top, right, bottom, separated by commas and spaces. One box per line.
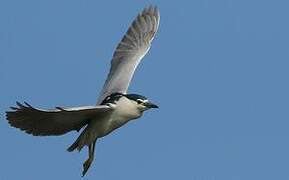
106, 96, 142, 133
112, 96, 142, 120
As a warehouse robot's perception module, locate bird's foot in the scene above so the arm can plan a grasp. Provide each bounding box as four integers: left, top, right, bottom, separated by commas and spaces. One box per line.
82, 158, 92, 177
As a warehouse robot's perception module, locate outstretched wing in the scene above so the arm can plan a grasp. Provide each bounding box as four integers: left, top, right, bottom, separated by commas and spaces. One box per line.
97, 6, 160, 104
6, 102, 112, 136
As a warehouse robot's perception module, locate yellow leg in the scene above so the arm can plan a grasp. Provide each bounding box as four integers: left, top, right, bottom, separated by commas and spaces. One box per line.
82, 141, 96, 176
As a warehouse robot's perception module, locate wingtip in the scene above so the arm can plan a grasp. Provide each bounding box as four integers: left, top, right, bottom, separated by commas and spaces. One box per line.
142, 5, 159, 15
141, 5, 160, 26
16, 101, 22, 107
24, 101, 32, 108
5, 111, 11, 118
9, 106, 19, 110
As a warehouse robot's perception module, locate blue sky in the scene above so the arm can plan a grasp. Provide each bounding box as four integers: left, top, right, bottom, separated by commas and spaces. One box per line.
1, 0, 289, 179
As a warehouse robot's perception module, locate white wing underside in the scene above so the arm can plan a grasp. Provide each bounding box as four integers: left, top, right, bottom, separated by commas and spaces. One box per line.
97, 6, 160, 104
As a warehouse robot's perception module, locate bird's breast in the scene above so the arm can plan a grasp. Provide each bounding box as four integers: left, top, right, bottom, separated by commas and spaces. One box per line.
107, 109, 141, 132
97, 97, 142, 137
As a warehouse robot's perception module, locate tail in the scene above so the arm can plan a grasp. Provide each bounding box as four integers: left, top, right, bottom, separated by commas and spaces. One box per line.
67, 138, 80, 152
67, 128, 88, 152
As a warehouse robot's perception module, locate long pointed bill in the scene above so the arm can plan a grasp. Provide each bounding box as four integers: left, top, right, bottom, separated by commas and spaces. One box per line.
144, 101, 159, 109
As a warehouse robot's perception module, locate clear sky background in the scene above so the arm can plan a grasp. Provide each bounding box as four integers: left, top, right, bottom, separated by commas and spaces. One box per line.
1, 0, 289, 179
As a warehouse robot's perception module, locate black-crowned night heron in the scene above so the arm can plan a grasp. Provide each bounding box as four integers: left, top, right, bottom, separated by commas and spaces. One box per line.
6, 5, 160, 176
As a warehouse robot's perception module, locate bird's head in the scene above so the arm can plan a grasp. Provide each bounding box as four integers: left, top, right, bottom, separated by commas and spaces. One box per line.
101, 93, 158, 113
124, 94, 159, 111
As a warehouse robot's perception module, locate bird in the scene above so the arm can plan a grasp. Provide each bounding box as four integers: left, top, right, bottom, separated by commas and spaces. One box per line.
6, 5, 160, 176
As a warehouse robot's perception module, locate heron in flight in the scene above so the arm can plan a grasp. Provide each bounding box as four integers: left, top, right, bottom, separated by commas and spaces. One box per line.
6, 6, 160, 176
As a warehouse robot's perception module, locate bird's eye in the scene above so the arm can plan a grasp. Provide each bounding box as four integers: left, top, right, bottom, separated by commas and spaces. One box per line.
136, 99, 143, 104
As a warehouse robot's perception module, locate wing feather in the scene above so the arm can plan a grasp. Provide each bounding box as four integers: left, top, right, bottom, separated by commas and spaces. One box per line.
97, 6, 160, 104
6, 102, 112, 136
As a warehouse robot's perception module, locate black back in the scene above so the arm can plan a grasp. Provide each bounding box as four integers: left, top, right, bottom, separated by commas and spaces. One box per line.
125, 94, 147, 101
100, 93, 124, 105
100, 93, 147, 105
